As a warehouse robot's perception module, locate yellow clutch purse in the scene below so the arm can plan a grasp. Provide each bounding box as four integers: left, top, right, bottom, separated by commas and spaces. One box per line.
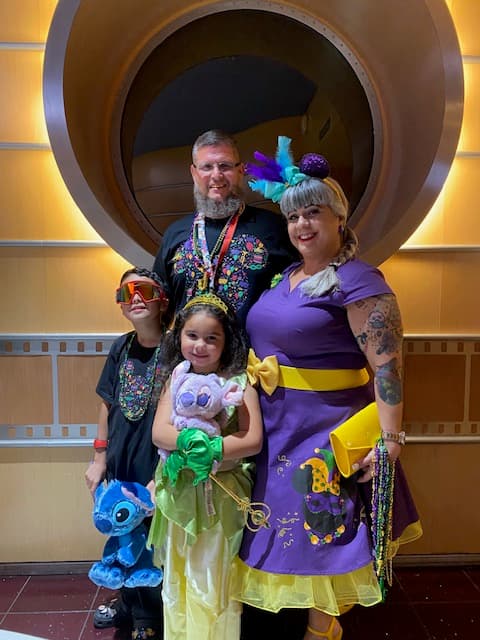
329, 402, 381, 477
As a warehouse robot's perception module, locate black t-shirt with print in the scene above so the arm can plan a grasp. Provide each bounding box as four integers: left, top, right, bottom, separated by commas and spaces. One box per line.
96, 331, 163, 487
153, 205, 297, 326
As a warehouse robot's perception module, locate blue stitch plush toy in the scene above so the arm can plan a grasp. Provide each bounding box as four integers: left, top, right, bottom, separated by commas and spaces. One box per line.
88, 480, 163, 590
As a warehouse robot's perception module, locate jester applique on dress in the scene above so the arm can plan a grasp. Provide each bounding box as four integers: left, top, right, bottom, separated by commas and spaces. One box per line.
292, 448, 352, 547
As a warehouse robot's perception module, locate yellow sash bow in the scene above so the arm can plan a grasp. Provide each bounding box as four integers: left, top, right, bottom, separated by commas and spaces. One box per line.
247, 349, 279, 395
247, 349, 370, 395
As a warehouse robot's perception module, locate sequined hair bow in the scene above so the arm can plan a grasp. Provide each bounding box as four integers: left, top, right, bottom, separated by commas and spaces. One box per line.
246, 136, 331, 203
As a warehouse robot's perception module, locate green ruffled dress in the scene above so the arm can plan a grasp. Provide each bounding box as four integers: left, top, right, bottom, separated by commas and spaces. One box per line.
148, 373, 254, 639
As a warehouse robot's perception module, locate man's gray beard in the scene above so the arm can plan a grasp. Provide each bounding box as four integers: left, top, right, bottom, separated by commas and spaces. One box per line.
194, 186, 244, 219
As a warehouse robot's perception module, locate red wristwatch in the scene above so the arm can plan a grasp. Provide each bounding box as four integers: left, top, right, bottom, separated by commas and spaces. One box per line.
93, 438, 108, 451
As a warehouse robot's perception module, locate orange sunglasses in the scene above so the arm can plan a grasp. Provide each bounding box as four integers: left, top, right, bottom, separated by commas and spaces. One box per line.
116, 281, 168, 305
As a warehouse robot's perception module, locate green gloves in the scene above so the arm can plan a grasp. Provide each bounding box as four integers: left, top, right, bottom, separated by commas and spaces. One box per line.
163, 428, 224, 486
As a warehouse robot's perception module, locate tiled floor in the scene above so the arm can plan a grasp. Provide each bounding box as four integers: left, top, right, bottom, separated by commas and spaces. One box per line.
0, 567, 479, 639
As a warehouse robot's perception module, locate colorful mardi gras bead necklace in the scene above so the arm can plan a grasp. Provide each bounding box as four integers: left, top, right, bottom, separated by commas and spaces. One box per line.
371, 438, 396, 599
192, 203, 244, 292
119, 333, 161, 421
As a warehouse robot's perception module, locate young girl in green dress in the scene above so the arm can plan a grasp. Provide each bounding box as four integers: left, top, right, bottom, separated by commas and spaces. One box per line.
149, 293, 263, 640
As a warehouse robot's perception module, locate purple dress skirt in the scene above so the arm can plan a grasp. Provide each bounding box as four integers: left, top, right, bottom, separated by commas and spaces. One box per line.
232, 260, 421, 615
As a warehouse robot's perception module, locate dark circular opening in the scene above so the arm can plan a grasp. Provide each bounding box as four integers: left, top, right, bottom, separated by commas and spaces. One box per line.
44, 0, 462, 265
121, 10, 373, 240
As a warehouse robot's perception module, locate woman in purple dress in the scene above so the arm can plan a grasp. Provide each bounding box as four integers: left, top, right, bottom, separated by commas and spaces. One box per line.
233, 138, 422, 640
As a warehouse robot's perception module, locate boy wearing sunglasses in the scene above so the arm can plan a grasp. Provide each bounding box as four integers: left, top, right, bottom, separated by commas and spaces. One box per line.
85, 267, 168, 639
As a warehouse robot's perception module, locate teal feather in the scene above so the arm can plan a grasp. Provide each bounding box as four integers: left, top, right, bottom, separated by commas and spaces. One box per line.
248, 135, 309, 201
248, 179, 270, 196
249, 179, 287, 203
284, 165, 307, 186
275, 136, 294, 179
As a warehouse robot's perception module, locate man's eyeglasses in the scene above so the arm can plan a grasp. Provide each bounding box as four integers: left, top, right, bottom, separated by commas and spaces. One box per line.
193, 162, 241, 174
116, 281, 168, 305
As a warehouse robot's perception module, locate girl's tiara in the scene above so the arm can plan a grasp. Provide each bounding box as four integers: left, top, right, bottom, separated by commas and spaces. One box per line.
183, 292, 229, 315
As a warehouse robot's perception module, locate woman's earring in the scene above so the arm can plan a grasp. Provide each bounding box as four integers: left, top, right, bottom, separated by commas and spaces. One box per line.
339, 225, 345, 234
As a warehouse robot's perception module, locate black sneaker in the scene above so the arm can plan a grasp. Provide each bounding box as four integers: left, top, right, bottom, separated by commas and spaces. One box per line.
93, 596, 131, 629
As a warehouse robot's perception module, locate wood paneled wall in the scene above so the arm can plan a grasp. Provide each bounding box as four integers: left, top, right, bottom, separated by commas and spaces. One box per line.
0, 0, 479, 563
1, 335, 479, 561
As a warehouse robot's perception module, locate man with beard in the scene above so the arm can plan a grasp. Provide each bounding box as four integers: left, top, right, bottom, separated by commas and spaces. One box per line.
153, 129, 296, 326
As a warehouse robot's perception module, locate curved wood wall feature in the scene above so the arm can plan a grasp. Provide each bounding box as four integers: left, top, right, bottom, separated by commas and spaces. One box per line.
43, 0, 463, 266
122, 11, 372, 237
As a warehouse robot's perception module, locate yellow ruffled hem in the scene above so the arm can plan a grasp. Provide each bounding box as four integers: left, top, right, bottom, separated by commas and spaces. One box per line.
397, 520, 423, 546
390, 520, 423, 558
231, 558, 382, 616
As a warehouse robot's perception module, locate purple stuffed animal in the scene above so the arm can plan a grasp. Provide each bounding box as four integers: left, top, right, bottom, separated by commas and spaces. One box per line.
158, 360, 244, 461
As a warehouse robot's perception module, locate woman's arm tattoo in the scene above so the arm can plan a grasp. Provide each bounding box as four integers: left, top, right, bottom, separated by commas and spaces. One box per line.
375, 358, 402, 405
354, 296, 402, 356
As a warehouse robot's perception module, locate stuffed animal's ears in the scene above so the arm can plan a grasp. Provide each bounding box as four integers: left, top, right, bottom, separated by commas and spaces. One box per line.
171, 360, 191, 394
222, 381, 244, 407
121, 483, 154, 515
172, 360, 191, 379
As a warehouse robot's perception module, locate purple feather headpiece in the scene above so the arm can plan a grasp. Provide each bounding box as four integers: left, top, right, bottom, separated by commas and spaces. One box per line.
246, 136, 332, 203
246, 151, 283, 183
